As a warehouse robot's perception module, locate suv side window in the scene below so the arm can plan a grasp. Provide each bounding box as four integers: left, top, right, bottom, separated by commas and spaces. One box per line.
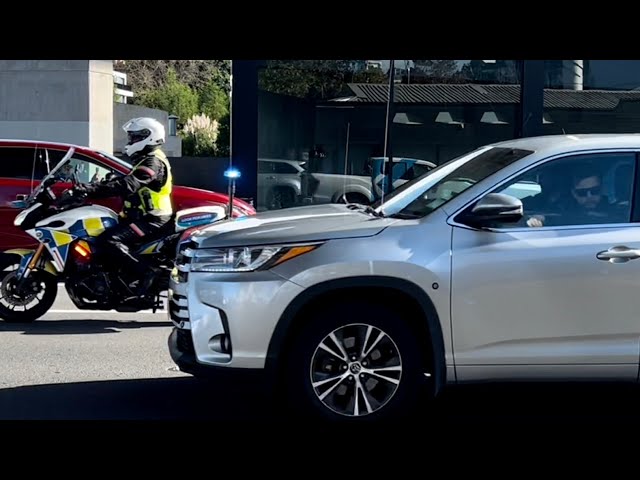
0, 146, 38, 179
273, 162, 299, 174
491, 152, 636, 228
259, 161, 274, 174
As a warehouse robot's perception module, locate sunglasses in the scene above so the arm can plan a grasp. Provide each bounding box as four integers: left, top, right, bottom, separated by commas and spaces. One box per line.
573, 186, 601, 197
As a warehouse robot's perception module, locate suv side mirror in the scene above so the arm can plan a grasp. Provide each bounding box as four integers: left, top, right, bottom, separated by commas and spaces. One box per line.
458, 193, 523, 228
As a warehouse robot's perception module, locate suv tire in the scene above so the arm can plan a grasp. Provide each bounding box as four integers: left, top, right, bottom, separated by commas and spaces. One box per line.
283, 300, 428, 424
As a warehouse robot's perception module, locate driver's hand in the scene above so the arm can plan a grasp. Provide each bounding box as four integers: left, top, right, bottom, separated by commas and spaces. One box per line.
526, 215, 545, 228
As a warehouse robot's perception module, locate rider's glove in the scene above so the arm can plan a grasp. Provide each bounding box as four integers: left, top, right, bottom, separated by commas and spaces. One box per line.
73, 184, 92, 196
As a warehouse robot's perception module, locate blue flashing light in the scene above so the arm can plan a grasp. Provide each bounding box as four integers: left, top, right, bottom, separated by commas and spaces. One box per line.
224, 168, 241, 179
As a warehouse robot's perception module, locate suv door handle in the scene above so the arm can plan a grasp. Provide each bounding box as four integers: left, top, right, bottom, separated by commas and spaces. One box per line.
596, 246, 640, 263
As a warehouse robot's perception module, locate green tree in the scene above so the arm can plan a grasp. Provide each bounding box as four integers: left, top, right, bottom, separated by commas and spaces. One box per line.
115, 60, 231, 94
199, 80, 229, 121
352, 67, 388, 84
460, 60, 520, 84
259, 60, 366, 100
411, 60, 466, 83
215, 114, 230, 157
137, 69, 199, 128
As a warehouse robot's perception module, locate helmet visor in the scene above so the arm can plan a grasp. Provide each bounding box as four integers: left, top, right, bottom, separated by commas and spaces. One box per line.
127, 129, 150, 145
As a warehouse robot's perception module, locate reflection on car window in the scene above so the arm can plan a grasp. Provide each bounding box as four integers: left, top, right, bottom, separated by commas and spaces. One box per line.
378, 147, 533, 218
69, 156, 114, 184
47, 149, 116, 184
273, 162, 300, 174
0, 146, 40, 179
492, 152, 635, 228
399, 163, 434, 181
259, 161, 274, 174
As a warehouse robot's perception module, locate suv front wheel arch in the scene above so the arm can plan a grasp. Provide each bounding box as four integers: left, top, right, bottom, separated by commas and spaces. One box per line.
267, 277, 447, 421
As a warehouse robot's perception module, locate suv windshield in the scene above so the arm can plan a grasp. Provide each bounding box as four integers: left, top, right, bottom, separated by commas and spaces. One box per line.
375, 146, 534, 218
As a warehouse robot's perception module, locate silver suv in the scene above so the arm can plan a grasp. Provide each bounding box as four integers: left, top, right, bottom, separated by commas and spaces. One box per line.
168, 134, 640, 423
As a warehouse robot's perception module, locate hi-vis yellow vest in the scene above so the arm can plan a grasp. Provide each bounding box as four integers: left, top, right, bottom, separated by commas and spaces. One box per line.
124, 149, 173, 217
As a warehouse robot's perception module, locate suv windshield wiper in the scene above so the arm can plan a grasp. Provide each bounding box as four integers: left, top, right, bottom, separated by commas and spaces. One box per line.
346, 203, 385, 218
387, 211, 422, 219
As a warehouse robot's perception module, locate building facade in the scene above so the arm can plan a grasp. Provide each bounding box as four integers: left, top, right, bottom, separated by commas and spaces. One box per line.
0, 60, 114, 153
230, 60, 640, 211
0, 60, 181, 158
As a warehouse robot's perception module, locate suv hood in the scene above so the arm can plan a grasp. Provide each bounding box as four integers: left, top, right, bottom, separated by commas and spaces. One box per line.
189, 204, 398, 248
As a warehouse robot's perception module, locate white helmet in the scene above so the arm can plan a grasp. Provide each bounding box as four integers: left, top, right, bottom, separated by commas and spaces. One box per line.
122, 117, 165, 157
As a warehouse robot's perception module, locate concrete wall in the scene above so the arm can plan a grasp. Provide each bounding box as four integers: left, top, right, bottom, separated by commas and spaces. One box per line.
114, 103, 182, 157
0, 60, 114, 151
89, 60, 114, 153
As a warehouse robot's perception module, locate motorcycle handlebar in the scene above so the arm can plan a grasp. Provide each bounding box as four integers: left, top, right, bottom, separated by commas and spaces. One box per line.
55, 188, 87, 209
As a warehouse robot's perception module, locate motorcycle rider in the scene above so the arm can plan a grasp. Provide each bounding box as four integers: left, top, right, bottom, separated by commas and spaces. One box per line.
73, 117, 174, 297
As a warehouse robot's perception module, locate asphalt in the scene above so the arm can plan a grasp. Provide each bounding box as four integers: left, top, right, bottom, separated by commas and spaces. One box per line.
2, 290, 640, 429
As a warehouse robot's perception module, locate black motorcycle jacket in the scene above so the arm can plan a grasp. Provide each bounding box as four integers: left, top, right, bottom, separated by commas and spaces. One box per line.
79, 149, 172, 219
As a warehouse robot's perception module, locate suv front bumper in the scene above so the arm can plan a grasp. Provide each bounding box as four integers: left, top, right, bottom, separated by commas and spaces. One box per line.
168, 327, 265, 382
167, 243, 306, 375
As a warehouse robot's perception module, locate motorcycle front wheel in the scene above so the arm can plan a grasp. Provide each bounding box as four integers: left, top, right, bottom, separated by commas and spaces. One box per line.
0, 259, 58, 323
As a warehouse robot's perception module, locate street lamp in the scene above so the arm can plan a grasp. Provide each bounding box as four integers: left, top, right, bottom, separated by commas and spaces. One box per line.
168, 115, 178, 136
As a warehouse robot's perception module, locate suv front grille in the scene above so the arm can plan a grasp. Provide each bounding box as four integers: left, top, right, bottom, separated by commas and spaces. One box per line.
169, 292, 189, 325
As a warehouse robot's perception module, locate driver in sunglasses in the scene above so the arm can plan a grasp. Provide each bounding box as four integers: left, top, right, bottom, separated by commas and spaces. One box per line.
527, 166, 619, 227
571, 171, 604, 211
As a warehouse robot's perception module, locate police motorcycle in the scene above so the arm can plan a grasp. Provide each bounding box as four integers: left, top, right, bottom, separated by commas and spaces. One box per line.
0, 148, 226, 323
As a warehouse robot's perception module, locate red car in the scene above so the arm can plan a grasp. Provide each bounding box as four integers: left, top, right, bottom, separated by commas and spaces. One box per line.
0, 139, 256, 250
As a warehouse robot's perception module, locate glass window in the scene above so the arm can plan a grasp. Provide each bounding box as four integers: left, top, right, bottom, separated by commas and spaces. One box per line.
258, 60, 390, 211
46, 149, 117, 184
258, 160, 274, 174
257, 60, 524, 212
543, 60, 640, 135
273, 161, 301, 174
492, 152, 635, 228
0, 146, 39, 179
398, 160, 436, 181
387, 60, 523, 199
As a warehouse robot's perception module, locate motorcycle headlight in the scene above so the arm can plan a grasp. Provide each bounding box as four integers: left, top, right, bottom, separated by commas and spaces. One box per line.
189, 244, 321, 273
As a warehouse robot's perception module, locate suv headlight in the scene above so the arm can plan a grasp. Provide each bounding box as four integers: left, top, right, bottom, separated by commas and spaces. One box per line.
189, 244, 321, 273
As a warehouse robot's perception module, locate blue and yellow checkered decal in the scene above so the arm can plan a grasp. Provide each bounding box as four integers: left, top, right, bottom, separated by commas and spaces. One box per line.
35, 228, 74, 270
36, 216, 118, 270
67, 217, 117, 238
